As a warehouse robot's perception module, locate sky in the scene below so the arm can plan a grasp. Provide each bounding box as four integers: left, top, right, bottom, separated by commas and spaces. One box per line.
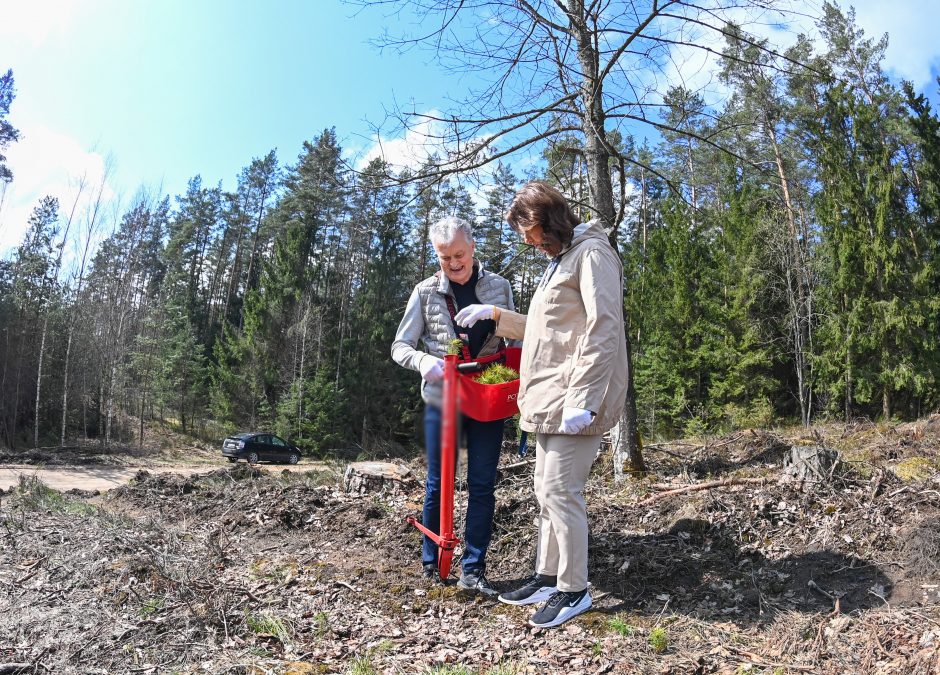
1, 0, 939, 256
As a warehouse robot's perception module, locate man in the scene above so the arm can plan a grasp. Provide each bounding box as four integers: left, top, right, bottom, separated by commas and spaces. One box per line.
391, 216, 516, 595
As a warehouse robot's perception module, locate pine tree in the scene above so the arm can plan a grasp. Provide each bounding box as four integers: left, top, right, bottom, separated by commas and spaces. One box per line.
1, 197, 59, 448
477, 163, 519, 275
343, 159, 416, 452
0, 68, 20, 184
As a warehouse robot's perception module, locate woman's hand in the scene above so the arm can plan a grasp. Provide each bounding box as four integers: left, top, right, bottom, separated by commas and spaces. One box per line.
454, 304, 495, 327
559, 407, 594, 434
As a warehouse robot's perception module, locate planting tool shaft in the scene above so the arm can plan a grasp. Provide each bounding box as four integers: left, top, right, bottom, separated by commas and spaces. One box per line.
405, 354, 461, 581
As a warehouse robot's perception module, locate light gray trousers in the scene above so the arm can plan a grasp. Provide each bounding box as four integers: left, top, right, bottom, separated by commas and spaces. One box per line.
533, 432, 603, 592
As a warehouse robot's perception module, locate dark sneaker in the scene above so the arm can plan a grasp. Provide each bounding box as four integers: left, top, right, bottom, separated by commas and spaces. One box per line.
457, 570, 498, 596
497, 573, 558, 606
529, 589, 592, 628
423, 563, 438, 580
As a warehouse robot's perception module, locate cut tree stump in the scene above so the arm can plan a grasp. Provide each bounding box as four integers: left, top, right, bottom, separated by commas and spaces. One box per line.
779, 445, 839, 491
343, 461, 417, 495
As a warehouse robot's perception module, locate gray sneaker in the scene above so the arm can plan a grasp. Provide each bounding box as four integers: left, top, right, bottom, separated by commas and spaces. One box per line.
457, 570, 498, 596
529, 589, 592, 628
497, 573, 558, 605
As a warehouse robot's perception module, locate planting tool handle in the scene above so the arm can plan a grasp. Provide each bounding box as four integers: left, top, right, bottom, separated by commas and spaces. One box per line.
403, 353, 464, 581
438, 354, 460, 580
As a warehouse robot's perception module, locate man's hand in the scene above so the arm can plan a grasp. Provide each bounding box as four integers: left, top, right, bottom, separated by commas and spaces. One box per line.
558, 407, 594, 434
454, 304, 494, 327
419, 356, 445, 382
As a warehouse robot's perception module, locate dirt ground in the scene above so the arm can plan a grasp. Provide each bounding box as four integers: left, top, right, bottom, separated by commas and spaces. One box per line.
0, 463, 328, 493
2, 418, 940, 674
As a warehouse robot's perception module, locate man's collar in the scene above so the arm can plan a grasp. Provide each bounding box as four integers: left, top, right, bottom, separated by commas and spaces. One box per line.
436, 259, 482, 292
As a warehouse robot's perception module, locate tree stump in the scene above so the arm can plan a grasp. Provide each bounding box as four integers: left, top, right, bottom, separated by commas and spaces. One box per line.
779, 445, 839, 491
343, 461, 417, 495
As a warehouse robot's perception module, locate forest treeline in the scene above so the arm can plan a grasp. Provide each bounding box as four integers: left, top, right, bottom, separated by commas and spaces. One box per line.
1, 7, 938, 454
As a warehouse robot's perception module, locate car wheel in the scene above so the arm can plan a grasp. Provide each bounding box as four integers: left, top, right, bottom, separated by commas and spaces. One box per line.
227, 457, 237, 463
247, 451, 260, 465
288, 452, 300, 465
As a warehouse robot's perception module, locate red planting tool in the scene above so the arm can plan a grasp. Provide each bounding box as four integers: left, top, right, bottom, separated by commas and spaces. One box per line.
407, 353, 461, 580
407, 348, 522, 581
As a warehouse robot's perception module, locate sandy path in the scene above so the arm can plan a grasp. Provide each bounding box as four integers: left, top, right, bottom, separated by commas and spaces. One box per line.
0, 462, 326, 492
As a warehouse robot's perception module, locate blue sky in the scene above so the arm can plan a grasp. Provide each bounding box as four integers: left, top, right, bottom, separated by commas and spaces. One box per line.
0, 0, 464, 252
1, 0, 939, 255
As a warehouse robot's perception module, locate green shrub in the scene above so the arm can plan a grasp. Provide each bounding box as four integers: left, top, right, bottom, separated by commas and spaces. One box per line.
349, 656, 377, 675
485, 661, 527, 675
245, 612, 291, 642
648, 626, 668, 653
608, 615, 634, 636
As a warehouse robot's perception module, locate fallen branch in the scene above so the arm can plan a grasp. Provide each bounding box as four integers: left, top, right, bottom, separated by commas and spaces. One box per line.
807, 579, 834, 601
501, 458, 536, 471
0, 665, 32, 675
635, 477, 769, 506
725, 647, 817, 673
642, 446, 688, 460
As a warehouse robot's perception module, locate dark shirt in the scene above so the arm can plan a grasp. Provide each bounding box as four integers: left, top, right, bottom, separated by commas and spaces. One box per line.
450, 267, 496, 358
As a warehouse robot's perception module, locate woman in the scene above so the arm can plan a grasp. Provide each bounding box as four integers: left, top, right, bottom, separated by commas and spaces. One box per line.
455, 181, 627, 628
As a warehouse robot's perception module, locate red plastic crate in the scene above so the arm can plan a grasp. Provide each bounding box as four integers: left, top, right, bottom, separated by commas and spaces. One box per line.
457, 347, 522, 422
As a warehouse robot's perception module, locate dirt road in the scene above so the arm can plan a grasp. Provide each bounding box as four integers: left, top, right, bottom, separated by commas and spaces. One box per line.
0, 462, 325, 492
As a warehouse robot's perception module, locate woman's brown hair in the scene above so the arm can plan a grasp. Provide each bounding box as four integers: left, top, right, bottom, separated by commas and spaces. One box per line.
506, 181, 579, 253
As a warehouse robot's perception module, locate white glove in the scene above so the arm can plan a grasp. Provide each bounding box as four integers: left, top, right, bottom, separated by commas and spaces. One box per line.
558, 407, 594, 434
454, 304, 494, 327
419, 356, 445, 382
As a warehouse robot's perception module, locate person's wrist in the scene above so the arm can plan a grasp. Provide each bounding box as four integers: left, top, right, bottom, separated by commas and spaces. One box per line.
492, 306, 500, 322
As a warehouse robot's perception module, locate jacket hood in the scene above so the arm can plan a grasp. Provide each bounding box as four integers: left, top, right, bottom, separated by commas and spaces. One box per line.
563, 219, 608, 254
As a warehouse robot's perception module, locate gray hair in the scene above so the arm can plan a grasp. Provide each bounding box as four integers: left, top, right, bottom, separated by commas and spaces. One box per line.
429, 216, 473, 246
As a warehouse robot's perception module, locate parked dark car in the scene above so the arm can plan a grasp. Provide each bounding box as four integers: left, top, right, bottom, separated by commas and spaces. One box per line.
221, 432, 301, 465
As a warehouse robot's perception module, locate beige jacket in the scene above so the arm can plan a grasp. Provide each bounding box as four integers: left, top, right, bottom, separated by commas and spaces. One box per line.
496, 220, 627, 435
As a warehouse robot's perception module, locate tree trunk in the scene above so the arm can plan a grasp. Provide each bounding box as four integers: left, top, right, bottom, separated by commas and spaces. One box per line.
767, 120, 813, 426
11, 337, 26, 450
343, 461, 417, 494
573, 7, 645, 475
223, 213, 247, 327
61, 327, 74, 447
297, 299, 309, 435
34, 315, 48, 448
139, 389, 145, 449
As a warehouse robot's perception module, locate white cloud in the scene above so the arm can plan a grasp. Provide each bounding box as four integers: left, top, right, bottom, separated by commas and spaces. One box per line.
0, 121, 115, 255
342, 1, 940, 201
0, 0, 79, 47
642, 1, 940, 112
356, 114, 452, 173
850, 0, 940, 89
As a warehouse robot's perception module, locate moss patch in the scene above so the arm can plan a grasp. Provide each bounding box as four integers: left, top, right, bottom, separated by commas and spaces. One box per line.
892, 456, 939, 482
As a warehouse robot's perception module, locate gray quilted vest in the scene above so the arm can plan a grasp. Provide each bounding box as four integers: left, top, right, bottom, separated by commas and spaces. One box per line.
417, 263, 513, 405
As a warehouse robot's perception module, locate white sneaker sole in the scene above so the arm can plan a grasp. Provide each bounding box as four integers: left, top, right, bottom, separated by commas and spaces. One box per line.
528, 593, 593, 628
497, 585, 557, 606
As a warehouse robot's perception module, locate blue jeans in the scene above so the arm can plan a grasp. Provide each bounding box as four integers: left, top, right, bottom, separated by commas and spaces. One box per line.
422, 404, 505, 573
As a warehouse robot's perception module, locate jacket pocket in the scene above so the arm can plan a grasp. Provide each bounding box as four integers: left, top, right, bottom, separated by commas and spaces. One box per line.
531, 327, 574, 371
